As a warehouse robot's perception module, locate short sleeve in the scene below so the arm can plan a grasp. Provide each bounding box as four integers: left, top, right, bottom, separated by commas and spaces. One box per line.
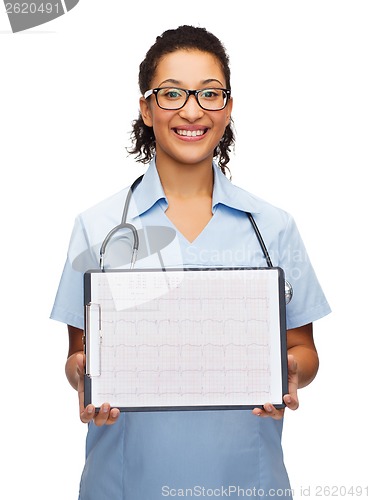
50, 215, 98, 329
277, 215, 331, 329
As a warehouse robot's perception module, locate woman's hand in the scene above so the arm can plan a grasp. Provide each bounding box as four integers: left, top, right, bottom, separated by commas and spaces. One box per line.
75, 353, 121, 426
66, 326, 120, 426
252, 354, 299, 420
252, 323, 319, 420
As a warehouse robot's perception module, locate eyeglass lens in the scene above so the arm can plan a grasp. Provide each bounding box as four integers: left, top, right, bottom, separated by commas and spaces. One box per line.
156, 88, 227, 110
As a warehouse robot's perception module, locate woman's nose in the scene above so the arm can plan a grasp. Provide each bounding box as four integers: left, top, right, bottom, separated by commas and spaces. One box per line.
178, 95, 204, 121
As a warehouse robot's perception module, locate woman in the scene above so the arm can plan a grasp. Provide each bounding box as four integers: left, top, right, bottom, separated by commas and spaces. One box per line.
51, 25, 331, 499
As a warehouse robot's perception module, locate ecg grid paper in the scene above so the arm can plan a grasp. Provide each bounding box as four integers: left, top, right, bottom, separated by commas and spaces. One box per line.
85, 268, 285, 410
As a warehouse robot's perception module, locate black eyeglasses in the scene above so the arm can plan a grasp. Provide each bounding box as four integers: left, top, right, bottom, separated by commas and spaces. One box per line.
144, 87, 231, 111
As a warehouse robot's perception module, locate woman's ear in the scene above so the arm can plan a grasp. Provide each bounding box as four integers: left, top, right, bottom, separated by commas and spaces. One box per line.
139, 97, 153, 127
225, 97, 233, 126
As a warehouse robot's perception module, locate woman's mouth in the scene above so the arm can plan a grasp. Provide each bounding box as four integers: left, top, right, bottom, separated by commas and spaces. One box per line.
173, 127, 208, 138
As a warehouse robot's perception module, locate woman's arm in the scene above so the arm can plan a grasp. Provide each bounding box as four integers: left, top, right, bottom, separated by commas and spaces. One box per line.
286, 322, 319, 389
252, 322, 318, 419
66, 325, 120, 426
65, 325, 84, 390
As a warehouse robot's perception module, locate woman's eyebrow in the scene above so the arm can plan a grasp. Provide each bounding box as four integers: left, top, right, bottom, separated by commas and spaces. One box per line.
202, 78, 224, 86
157, 78, 225, 87
157, 79, 181, 87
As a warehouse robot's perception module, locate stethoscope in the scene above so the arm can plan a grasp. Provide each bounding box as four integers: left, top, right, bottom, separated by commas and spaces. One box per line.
99, 175, 293, 304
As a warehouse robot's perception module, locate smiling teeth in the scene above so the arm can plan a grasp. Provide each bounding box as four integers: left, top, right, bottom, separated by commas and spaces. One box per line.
176, 129, 205, 137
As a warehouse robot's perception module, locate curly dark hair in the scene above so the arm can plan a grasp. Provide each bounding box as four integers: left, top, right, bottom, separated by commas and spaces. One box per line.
127, 25, 235, 175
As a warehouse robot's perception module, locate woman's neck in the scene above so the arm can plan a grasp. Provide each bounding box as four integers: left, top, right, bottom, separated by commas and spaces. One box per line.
156, 156, 214, 198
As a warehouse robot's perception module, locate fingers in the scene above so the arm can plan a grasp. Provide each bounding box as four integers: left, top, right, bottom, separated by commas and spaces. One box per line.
252, 394, 299, 419
252, 403, 285, 420
76, 352, 85, 377
80, 403, 96, 424
285, 354, 299, 410
74, 353, 120, 425
80, 403, 121, 426
93, 404, 121, 426
287, 354, 298, 375
252, 355, 300, 419
283, 394, 299, 411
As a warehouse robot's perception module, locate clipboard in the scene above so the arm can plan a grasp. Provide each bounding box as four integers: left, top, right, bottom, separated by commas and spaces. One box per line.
84, 267, 288, 411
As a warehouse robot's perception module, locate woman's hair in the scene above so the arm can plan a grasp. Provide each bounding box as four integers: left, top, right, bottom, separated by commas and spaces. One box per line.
128, 25, 235, 174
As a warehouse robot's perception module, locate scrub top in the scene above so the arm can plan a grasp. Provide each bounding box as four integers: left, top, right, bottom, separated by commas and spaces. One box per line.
51, 158, 331, 500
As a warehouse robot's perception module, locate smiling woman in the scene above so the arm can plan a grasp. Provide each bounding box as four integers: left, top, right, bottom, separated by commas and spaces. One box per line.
50, 24, 331, 500
138, 49, 233, 173
129, 26, 235, 171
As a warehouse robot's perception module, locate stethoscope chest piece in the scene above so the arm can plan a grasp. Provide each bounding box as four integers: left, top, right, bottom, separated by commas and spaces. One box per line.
284, 280, 293, 305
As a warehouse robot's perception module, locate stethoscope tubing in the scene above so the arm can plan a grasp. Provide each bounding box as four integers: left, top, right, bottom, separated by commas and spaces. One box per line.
99, 174, 293, 303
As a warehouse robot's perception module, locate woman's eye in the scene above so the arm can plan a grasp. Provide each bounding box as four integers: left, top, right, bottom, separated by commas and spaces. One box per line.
161, 88, 183, 99
201, 90, 217, 99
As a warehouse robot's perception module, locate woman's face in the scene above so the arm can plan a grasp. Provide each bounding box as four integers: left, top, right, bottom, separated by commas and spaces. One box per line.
140, 49, 233, 169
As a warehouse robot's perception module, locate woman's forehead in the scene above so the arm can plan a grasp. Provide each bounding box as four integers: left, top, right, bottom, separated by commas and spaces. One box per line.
152, 49, 226, 87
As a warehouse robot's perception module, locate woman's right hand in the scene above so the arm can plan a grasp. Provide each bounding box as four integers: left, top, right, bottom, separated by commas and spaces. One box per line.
75, 353, 121, 426
66, 326, 120, 426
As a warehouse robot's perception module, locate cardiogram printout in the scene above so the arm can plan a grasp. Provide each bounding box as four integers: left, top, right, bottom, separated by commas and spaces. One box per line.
84, 267, 287, 411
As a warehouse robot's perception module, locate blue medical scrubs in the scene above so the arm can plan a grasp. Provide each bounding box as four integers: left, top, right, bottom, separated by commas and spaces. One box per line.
51, 158, 331, 499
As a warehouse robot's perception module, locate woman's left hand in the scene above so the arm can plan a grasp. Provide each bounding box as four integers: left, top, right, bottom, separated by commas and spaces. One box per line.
252, 354, 299, 420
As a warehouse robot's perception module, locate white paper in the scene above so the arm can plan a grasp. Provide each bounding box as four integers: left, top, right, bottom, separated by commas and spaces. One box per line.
86, 268, 285, 409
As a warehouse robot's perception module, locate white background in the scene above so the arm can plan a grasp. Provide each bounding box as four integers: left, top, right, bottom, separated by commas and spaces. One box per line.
1, 1, 371, 498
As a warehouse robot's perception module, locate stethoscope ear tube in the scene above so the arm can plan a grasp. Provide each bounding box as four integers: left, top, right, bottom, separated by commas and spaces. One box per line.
99, 175, 144, 271
247, 213, 293, 304
99, 222, 139, 271
246, 213, 273, 268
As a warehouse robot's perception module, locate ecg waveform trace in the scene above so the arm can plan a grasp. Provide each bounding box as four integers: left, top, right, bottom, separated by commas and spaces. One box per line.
86, 269, 285, 409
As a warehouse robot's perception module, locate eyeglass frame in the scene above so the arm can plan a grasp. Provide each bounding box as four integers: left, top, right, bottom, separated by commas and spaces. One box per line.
143, 87, 232, 111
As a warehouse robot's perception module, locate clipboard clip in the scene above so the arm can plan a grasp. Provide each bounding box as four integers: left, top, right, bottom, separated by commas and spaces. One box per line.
85, 303, 102, 377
